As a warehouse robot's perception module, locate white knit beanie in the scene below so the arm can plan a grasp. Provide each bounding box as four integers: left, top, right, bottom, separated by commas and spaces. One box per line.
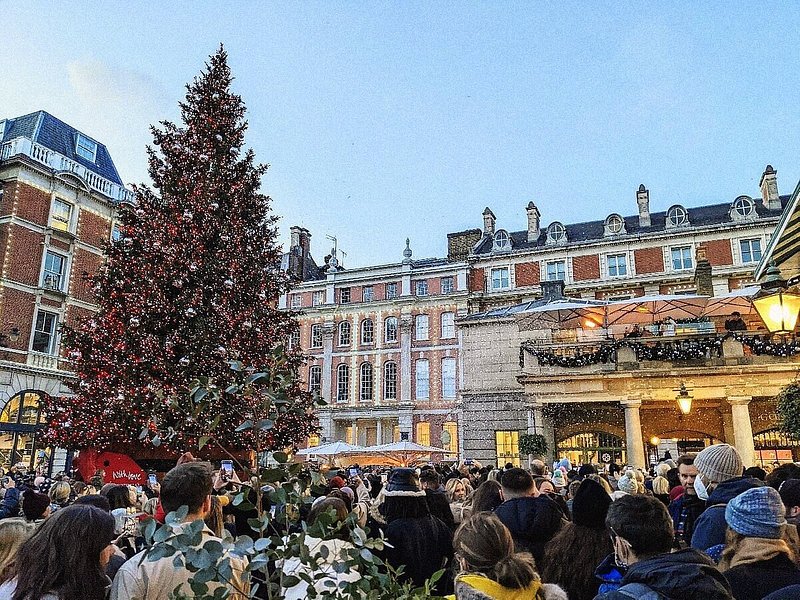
695, 443, 743, 484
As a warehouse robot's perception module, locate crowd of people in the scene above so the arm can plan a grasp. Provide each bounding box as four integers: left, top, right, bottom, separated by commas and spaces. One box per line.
1, 444, 800, 599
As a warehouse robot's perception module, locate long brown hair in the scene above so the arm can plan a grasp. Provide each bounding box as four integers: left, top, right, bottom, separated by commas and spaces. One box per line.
453, 512, 538, 590
0, 520, 35, 584
540, 521, 612, 600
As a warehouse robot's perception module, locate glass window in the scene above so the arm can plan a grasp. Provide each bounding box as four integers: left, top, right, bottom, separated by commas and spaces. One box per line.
441, 312, 455, 338
671, 246, 693, 270
441, 276, 454, 294
360, 319, 374, 344
443, 421, 458, 457
384, 317, 398, 343
339, 288, 351, 304
605, 214, 624, 235
546, 260, 566, 281
546, 222, 567, 244
308, 366, 322, 395
75, 133, 97, 162
667, 205, 689, 227
50, 199, 72, 232
384, 361, 397, 400
493, 230, 511, 251
386, 282, 398, 300
416, 422, 431, 446
32, 311, 58, 354
42, 251, 66, 291
607, 253, 628, 277
338, 321, 351, 346
733, 196, 755, 218
312, 291, 324, 306
415, 359, 429, 399
442, 357, 456, 398
336, 364, 349, 403
415, 280, 428, 296
362, 285, 374, 302
111, 223, 123, 242
490, 267, 510, 290
495, 431, 520, 467
740, 239, 762, 263
290, 294, 301, 309
415, 315, 429, 340
310, 324, 323, 348
359, 363, 373, 402
288, 329, 300, 350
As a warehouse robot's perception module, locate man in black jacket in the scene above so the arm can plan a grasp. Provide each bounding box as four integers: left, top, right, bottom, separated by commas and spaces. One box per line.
493, 468, 563, 565
419, 468, 455, 530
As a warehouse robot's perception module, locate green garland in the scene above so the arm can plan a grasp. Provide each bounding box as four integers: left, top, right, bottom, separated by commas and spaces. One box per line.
519, 433, 548, 457
777, 382, 800, 441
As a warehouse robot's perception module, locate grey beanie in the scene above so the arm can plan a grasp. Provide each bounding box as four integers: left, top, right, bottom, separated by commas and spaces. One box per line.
725, 486, 786, 539
695, 443, 743, 484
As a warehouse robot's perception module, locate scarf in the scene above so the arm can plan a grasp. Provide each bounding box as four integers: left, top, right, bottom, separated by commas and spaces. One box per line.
448, 573, 544, 600
720, 536, 794, 570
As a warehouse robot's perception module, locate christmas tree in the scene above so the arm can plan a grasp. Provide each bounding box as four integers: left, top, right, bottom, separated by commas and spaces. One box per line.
43, 47, 317, 453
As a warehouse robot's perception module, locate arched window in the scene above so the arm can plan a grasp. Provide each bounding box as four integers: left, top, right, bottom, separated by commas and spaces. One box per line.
359, 363, 373, 402
384, 361, 397, 400
604, 214, 625, 236
732, 196, 756, 219
546, 222, 567, 244
492, 229, 511, 252
308, 366, 321, 396
361, 319, 374, 344
338, 321, 351, 346
0, 391, 50, 473
336, 365, 349, 403
666, 205, 689, 228
384, 317, 398, 343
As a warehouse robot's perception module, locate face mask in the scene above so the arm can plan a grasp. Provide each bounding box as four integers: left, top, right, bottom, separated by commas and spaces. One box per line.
694, 473, 709, 500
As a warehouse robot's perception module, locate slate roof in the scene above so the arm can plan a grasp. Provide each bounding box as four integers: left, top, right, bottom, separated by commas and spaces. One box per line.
474, 195, 792, 255
1, 111, 123, 185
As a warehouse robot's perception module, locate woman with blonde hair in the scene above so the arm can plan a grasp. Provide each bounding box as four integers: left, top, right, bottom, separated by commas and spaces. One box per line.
446, 478, 468, 524
452, 512, 567, 599
0, 520, 35, 584
48, 481, 72, 511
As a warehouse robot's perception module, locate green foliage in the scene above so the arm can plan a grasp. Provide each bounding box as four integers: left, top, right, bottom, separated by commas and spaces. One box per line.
777, 382, 800, 440
519, 433, 548, 457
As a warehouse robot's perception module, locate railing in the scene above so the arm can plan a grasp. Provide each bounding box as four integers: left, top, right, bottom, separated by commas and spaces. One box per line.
1, 137, 134, 203
26, 352, 61, 371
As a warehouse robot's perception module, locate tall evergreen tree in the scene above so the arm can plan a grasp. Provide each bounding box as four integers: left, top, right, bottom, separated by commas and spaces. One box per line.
43, 47, 317, 452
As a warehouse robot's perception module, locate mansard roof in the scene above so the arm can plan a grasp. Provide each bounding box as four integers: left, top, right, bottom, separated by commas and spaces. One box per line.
1, 111, 123, 185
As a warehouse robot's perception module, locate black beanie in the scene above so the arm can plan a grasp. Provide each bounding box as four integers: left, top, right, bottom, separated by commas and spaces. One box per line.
22, 490, 51, 521
571, 478, 611, 529
578, 464, 597, 478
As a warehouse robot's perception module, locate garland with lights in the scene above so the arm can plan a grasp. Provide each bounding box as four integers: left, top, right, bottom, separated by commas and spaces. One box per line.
42, 47, 318, 452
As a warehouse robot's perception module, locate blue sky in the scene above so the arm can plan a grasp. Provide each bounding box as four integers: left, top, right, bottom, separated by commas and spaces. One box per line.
4, 2, 800, 267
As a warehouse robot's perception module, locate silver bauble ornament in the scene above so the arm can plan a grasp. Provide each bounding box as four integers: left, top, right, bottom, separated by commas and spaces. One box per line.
129, 317, 140, 327
185, 307, 197, 317
179, 356, 190, 366
183, 210, 193, 221
224, 279, 234, 288
210, 202, 219, 210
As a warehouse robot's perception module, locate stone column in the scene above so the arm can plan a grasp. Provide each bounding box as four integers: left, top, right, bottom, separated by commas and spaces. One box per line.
318, 410, 333, 442
728, 396, 756, 467
376, 419, 383, 445
621, 399, 646, 469
351, 419, 358, 445
321, 322, 335, 404
399, 315, 413, 404
398, 404, 414, 440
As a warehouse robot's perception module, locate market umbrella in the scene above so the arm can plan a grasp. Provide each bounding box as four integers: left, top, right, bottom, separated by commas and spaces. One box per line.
701, 286, 759, 317
295, 441, 363, 456
604, 294, 709, 326
350, 440, 449, 467
516, 299, 608, 331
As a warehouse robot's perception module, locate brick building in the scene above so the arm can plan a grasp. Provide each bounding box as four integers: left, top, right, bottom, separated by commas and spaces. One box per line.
0, 111, 131, 472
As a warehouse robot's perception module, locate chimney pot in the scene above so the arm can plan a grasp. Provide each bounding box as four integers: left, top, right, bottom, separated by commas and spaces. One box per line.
482, 207, 496, 236
526, 202, 541, 243
760, 164, 781, 210
636, 185, 651, 228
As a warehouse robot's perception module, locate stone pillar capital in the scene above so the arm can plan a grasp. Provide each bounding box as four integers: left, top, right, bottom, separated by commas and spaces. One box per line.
727, 395, 752, 406
322, 322, 336, 339
621, 399, 643, 409
400, 315, 414, 332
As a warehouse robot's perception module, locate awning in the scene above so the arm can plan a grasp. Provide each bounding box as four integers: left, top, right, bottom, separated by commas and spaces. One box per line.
701, 286, 759, 317
516, 299, 607, 331
605, 294, 708, 326
755, 178, 800, 281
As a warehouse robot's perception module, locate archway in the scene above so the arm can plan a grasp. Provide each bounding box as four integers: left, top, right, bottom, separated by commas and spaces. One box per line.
556, 431, 625, 466
648, 429, 721, 464
0, 390, 52, 473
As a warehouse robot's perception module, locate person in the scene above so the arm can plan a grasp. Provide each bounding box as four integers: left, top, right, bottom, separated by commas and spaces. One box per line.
719, 486, 800, 600
530, 459, 547, 477
445, 477, 467, 524
541, 478, 612, 600
47, 481, 71, 512
610, 470, 638, 500
743, 466, 767, 481
766, 463, 800, 491
463, 479, 503, 519
725, 311, 747, 332
691, 443, 761, 551
0, 504, 116, 600
0, 520, 35, 584
451, 512, 567, 600
21, 489, 51, 522
668, 453, 705, 549
779, 478, 800, 534
379, 468, 453, 593
111, 462, 249, 600
493, 468, 563, 566
594, 494, 733, 600
420, 468, 455, 529
0, 478, 20, 519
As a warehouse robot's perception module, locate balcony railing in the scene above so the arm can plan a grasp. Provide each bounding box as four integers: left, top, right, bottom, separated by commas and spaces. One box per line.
42, 273, 63, 292
1, 137, 134, 203
26, 352, 61, 371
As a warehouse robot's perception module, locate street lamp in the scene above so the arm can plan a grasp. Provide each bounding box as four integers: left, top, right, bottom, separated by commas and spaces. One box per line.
753, 263, 800, 335
675, 383, 693, 415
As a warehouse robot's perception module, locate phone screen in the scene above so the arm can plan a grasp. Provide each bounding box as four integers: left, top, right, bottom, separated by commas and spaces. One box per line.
221, 460, 233, 476
349, 468, 358, 477
148, 474, 157, 486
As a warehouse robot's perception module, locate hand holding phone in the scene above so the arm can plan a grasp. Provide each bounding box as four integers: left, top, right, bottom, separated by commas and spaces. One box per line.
221, 460, 234, 481
148, 473, 157, 486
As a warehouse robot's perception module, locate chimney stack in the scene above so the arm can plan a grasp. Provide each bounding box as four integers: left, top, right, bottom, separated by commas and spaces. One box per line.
694, 243, 713, 297
760, 165, 780, 210
541, 279, 565, 302
526, 201, 541, 242
288, 226, 311, 280
482, 207, 496, 236
636, 184, 651, 228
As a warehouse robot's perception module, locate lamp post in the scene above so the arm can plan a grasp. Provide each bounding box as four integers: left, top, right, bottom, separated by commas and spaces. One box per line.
675, 383, 693, 415
753, 263, 800, 335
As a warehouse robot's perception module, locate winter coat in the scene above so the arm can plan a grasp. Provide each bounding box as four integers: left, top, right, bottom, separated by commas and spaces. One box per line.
447, 573, 567, 600
594, 553, 624, 595
724, 553, 800, 600
764, 584, 800, 599
593, 548, 733, 600
493, 496, 563, 565
384, 514, 453, 591
668, 492, 705, 548
691, 477, 762, 551
427, 488, 456, 530
0, 488, 20, 519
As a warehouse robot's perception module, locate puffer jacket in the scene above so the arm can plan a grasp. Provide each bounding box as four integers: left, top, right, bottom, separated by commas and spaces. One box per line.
691, 477, 762, 551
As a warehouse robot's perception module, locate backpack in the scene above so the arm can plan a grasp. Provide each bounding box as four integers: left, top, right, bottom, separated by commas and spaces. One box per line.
615, 582, 666, 599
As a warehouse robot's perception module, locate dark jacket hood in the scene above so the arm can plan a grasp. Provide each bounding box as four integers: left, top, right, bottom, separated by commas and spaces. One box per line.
624, 548, 732, 600
494, 496, 563, 559
707, 477, 761, 505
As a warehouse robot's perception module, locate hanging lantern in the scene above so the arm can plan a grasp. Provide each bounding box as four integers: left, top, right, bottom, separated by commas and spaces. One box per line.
753, 263, 800, 334
675, 383, 693, 415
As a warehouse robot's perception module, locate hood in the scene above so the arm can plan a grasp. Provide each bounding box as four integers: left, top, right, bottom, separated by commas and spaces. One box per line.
494, 496, 563, 541
707, 477, 762, 505
625, 549, 732, 599
594, 553, 625, 583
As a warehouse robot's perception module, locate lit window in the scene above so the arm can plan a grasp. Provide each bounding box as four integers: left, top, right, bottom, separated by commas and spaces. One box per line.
312, 291, 324, 306
336, 364, 349, 403
667, 205, 689, 228
338, 321, 351, 346
416, 421, 431, 446
415, 359, 429, 399
307, 434, 320, 448
363, 285, 374, 302
384, 317, 398, 343
386, 283, 398, 300
441, 312, 455, 338
495, 431, 520, 467
442, 358, 456, 398
671, 246, 693, 270
359, 363, 373, 402
415, 280, 428, 296
733, 196, 756, 219
339, 288, 351, 303
607, 254, 628, 277
310, 324, 323, 348
308, 366, 322, 395
605, 214, 624, 235
75, 133, 97, 162
443, 421, 458, 456
490, 267, 510, 290
290, 295, 301, 309
740, 239, 762, 264
42, 251, 66, 291
50, 199, 73, 232
493, 229, 511, 251
441, 276, 454, 294
546, 260, 566, 281
360, 319, 374, 344
415, 315, 429, 340
32, 311, 58, 355
546, 222, 567, 244
384, 361, 397, 399
288, 329, 300, 350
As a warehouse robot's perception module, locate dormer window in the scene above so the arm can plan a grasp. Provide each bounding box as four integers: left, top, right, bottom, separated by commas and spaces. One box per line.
731, 196, 756, 220
546, 222, 567, 245
666, 205, 689, 228
604, 214, 625, 236
75, 133, 97, 163
492, 229, 512, 252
